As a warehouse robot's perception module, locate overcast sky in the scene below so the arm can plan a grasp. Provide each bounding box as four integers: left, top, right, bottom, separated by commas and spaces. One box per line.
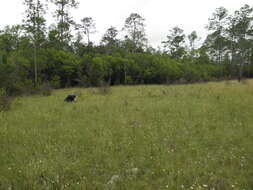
0, 0, 252, 48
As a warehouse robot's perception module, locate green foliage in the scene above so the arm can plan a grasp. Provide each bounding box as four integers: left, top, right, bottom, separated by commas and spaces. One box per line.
0, 3, 252, 92
0, 88, 13, 112
0, 59, 32, 96
50, 75, 61, 89
97, 81, 111, 95
0, 2, 253, 188
124, 13, 147, 52
39, 82, 52, 96
162, 26, 186, 58
100, 26, 119, 55
43, 49, 81, 87
51, 0, 79, 45
77, 17, 96, 45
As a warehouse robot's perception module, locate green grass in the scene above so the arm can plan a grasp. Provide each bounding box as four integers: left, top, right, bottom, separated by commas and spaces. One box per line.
0, 81, 253, 190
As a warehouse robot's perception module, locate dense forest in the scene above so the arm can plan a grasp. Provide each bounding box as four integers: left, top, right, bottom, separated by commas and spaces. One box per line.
0, 1, 253, 96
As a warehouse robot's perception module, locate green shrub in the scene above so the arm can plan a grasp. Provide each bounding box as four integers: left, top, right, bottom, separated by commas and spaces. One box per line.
51, 75, 61, 89
0, 88, 13, 112
97, 80, 111, 95
40, 82, 52, 96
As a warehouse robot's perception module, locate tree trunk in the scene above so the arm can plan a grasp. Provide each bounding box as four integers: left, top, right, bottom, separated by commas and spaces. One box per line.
230, 41, 235, 79
238, 55, 244, 83
238, 63, 243, 82
124, 62, 127, 85
34, 43, 38, 87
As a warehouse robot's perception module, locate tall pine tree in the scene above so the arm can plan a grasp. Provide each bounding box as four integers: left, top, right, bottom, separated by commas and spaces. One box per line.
23, 0, 46, 86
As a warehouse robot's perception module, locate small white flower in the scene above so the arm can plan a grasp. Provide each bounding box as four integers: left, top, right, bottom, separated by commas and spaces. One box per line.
107, 175, 120, 186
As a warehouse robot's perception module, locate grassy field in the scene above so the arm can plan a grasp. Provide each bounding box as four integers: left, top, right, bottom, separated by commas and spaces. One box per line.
0, 80, 253, 190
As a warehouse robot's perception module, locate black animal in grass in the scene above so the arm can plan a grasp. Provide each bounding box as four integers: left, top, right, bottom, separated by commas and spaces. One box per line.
64, 94, 78, 102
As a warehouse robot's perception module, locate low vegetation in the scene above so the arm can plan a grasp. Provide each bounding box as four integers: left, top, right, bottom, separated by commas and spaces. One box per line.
0, 88, 13, 112
0, 81, 253, 189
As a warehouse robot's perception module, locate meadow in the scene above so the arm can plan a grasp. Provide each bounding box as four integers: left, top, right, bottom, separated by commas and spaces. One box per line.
0, 80, 253, 190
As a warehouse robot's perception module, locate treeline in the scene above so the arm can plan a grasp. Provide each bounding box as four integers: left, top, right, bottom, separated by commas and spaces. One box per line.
0, 0, 253, 96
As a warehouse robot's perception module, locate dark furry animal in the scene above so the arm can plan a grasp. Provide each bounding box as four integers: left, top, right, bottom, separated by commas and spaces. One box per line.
64, 94, 77, 102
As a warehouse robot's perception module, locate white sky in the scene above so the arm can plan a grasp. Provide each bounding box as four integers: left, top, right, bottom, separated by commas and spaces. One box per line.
0, 0, 252, 48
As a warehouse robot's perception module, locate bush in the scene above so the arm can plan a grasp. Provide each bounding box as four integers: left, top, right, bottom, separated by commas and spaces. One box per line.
97, 80, 111, 95
0, 88, 13, 112
51, 75, 61, 89
77, 75, 90, 87
40, 82, 52, 96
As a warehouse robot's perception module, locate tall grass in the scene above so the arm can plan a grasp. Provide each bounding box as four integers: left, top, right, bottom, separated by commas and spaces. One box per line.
0, 81, 253, 189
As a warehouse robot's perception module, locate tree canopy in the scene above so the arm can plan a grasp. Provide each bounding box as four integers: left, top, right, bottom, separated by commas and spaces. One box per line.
0, 2, 253, 95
